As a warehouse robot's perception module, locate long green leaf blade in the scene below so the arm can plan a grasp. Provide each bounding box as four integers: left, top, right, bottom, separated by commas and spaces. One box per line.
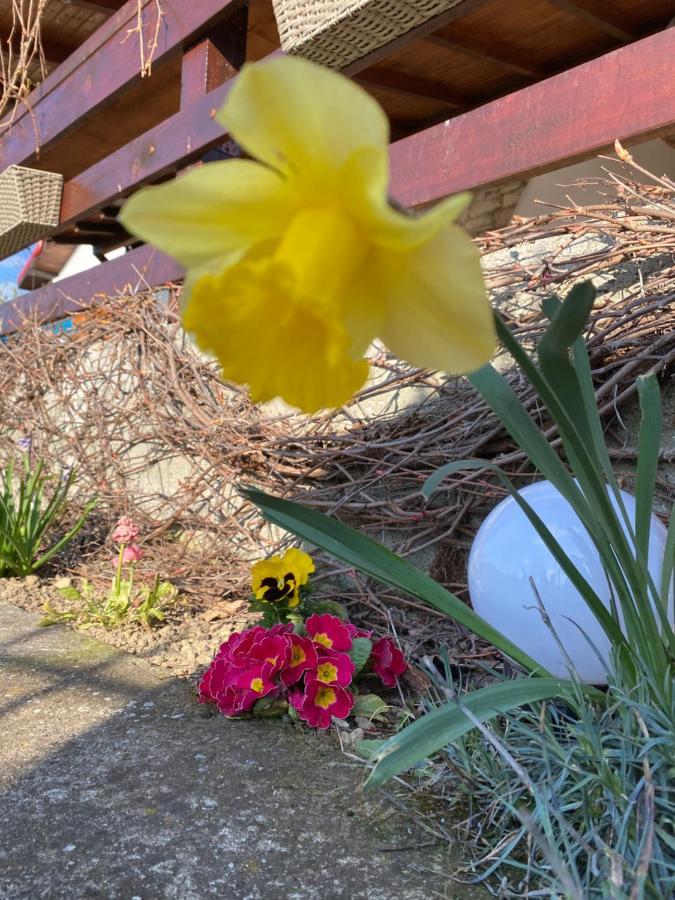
635, 374, 662, 564
367, 677, 570, 787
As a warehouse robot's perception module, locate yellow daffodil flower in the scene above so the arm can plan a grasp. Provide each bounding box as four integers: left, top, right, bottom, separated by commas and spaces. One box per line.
120, 56, 495, 413
251, 547, 314, 608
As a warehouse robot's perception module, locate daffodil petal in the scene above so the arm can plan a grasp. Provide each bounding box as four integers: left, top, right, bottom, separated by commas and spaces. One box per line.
217, 57, 389, 192
119, 159, 297, 268
377, 224, 496, 374
340, 147, 471, 250
184, 263, 369, 414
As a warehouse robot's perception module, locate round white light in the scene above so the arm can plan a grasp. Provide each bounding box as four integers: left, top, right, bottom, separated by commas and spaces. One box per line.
468, 481, 672, 683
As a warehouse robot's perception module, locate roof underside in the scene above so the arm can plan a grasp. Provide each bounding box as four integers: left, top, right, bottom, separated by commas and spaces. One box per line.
1, 0, 674, 275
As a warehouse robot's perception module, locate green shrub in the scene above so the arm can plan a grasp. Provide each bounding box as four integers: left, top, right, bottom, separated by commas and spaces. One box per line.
0, 459, 95, 577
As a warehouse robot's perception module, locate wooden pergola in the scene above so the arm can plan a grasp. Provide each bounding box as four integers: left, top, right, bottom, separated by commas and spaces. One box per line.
0, 0, 673, 334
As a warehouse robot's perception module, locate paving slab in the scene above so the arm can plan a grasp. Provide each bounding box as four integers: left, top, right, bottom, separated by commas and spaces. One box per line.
0, 601, 482, 900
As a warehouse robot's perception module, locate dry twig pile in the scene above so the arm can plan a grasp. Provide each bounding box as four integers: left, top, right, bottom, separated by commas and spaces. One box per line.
0, 165, 673, 660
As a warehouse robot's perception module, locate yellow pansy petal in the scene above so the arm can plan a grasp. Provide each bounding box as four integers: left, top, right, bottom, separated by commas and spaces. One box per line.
184, 262, 368, 414
251, 556, 284, 594
217, 56, 389, 191
282, 548, 315, 585
377, 224, 496, 373
119, 159, 297, 268
340, 146, 471, 250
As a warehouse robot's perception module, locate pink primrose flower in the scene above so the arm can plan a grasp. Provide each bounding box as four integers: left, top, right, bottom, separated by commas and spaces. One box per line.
280, 634, 318, 686
290, 678, 354, 729
112, 516, 141, 544
314, 650, 355, 687
306, 614, 352, 652
369, 637, 407, 687
345, 623, 373, 639
246, 634, 291, 674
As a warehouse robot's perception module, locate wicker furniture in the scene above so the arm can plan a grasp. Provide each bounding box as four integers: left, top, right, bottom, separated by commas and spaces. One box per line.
0, 165, 63, 260
272, 0, 467, 68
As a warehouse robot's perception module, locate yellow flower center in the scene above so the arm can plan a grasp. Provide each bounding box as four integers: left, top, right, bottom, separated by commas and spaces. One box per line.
291, 645, 306, 666
315, 686, 336, 709
314, 633, 333, 649
316, 662, 338, 684
183, 206, 371, 411
250, 677, 265, 693
273, 206, 366, 320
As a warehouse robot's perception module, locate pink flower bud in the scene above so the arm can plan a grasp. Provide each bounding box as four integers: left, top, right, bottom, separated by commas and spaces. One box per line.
121, 544, 143, 564
112, 516, 141, 544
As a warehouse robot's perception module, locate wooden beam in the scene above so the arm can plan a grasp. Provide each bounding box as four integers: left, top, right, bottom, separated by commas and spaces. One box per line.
426, 34, 544, 79
0, 245, 182, 336
8, 27, 674, 332
547, 0, 638, 42
59, 77, 235, 228
342, 0, 491, 76
60, 28, 675, 235
0, 0, 246, 168
389, 28, 675, 207
62, 0, 127, 12
180, 9, 248, 108
356, 69, 469, 109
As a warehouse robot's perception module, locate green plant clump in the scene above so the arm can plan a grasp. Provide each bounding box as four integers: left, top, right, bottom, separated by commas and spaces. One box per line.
0, 459, 95, 577
244, 282, 674, 897
42, 575, 177, 630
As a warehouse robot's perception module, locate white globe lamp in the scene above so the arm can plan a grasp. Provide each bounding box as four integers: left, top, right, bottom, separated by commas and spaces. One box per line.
468, 481, 672, 683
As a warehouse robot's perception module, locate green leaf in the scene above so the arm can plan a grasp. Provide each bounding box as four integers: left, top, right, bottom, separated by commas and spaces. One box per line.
349, 637, 373, 675
635, 374, 662, 564
352, 693, 388, 721
241, 486, 548, 675
354, 739, 388, 761
302, 598, 349, 621
58, 586, 81, 602
366, 678, 570, 788
660, 505, 675, 610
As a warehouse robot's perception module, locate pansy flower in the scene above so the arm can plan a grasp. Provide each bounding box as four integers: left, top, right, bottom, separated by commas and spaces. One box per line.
291, 678, 354, 729
120, 56, 495, 413
251, 548, 314, 608
369, 637, 407, 687
306, 613, 353, 652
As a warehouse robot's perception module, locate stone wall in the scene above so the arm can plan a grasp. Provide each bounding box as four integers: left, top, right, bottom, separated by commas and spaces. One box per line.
459, 179, 526, 235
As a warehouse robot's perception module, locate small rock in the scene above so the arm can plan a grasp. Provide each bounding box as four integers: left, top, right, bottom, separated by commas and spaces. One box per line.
200, 600, 245, 622
54, 577, 73, 590
24, 575, 39, 587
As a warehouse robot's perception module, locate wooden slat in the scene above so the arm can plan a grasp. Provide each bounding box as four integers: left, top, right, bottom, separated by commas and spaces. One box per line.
0, 245, 182, 336
426, 34, 544, 79
547, 0, 638, 42
356, 69, 469, 109
0, 0, 245, 168
389, 27, 675, 206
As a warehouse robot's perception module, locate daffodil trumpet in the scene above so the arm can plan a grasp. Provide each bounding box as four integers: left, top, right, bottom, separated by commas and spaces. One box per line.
121, 56, 495, 413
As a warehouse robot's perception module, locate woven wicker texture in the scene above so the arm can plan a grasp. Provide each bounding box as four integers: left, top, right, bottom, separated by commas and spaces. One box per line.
272, 0, 467, 68
0, 165, 63, 260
